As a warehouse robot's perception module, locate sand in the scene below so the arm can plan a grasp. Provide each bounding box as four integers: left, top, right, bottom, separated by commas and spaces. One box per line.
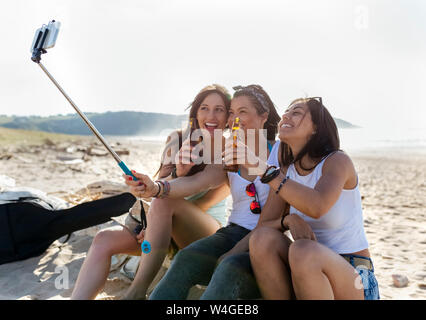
0, 137, 425, 300
347, 149, 426, 299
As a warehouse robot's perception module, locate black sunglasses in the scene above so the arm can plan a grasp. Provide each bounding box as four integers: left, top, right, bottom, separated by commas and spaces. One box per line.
308, 96, 322, 105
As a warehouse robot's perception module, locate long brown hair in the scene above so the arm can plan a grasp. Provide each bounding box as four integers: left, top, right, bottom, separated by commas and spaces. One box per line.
155, 84, 231, 178
188, 84, 231, 130
232, 84, 280, 141
280, 98, 340, 171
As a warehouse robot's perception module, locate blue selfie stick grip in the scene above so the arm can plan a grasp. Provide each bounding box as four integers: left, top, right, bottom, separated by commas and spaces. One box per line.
141, 240, 151, 254
118, 161, 138, 180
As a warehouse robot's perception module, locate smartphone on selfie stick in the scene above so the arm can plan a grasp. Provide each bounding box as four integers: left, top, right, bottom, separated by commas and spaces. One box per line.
30, 20, 151, 254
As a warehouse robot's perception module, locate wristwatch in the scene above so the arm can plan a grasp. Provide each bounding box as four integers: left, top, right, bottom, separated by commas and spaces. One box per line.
260, 165, 280, 183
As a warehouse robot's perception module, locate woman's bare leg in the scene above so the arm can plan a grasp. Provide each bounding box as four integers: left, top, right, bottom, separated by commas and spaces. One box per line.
288, 239, 364, 300
71, 226, 141, 300
122, 198, 220, 300
249, 226, 293, 299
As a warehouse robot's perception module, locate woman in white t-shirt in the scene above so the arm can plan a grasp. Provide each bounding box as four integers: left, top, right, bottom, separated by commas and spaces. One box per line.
237, 97, 379, 300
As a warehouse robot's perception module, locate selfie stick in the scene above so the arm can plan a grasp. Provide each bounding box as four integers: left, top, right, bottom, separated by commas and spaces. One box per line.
38, 63, 135, 175
30, 21, 151, 254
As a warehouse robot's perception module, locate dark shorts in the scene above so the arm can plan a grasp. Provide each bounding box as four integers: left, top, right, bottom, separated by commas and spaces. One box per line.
340, 254, 380, 300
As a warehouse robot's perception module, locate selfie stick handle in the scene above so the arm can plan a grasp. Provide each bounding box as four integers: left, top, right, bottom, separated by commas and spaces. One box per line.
36, 61, 137, 181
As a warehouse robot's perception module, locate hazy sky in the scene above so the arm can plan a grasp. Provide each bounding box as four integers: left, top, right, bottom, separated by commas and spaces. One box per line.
0, 0, 425, 130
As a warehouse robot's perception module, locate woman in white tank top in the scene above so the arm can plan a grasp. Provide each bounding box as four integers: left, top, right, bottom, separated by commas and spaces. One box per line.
239, 97, 379, 300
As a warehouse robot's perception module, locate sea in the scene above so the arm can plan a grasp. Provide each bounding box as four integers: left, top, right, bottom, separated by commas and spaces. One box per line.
121, 127, 426, 156
338, 126, 426, 155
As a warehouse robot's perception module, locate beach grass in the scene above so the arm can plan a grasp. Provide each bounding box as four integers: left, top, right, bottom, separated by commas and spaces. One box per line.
0, 126, 88, 146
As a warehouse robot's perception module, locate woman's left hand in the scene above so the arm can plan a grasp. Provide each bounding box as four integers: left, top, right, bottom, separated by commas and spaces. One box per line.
136, 229, 145, 244
284, 214, 317, 241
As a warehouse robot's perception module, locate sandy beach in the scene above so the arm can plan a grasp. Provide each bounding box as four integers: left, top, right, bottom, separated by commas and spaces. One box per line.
0, 133, 425, 300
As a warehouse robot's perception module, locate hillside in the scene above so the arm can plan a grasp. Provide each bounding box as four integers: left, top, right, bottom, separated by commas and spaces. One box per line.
0, 112, 187, 136
0, 111, 357, 136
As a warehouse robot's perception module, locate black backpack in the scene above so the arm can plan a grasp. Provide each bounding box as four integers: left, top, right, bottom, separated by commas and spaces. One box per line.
0, 192, 136, 265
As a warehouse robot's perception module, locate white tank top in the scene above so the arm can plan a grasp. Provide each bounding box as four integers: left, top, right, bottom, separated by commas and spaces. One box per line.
226, 141, 280, 230
287, 152, 369, 254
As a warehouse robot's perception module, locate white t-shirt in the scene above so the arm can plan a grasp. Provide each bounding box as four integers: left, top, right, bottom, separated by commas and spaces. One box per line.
226, 141, 280, 230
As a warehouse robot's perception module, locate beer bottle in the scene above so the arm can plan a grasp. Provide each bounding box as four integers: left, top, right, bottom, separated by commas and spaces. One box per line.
223, 117, 240, 172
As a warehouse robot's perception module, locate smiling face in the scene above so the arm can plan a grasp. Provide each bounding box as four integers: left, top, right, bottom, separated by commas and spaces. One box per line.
228, 96, 268, 132
196, 92, 228, 136
278, 101, 316, 145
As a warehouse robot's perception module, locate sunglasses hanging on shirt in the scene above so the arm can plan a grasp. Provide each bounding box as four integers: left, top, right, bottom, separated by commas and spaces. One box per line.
245, 182, 261, 214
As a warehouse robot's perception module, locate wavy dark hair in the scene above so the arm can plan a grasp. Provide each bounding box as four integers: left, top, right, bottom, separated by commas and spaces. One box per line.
232, 84, 280, 141
155, 84, 231, 178
280, 97, 340, 171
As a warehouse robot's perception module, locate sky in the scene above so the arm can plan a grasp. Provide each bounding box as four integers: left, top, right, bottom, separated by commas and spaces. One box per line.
0, 0, 425, 131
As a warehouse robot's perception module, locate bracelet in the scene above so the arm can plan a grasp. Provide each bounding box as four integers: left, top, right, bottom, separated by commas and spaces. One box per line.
163, 180, 170, 197
276, 176, 290, 194
153, 181, 162, 198
157, 180, 170, 198
280, 214, 289, 231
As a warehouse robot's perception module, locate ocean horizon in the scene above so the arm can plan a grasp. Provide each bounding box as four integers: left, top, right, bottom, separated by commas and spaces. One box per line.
115, 127, 426, 155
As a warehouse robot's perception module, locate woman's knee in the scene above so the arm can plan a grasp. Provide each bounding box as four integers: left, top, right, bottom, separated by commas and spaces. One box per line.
249, 227, 283, 258
149, 198, 175, 218
288, 239, 319, 272
91, 228, 126, 257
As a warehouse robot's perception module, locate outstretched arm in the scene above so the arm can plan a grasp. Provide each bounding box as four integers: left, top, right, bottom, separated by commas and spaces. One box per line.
124, 164, 228, 200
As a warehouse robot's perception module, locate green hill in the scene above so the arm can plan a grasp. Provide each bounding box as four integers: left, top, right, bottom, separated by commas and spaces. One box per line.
0, 111, 358, 136
0, 112, 187, 136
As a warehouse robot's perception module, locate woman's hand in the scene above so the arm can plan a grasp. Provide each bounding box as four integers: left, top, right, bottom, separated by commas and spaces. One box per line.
174, 138, 197, 177
283, 214, 317, 241
223, 132, 268, 175
123, 170, 158, 199
136, 229, 145, 244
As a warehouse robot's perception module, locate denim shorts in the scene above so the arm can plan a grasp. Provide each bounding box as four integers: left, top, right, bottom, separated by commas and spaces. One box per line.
340, 254, 380, 300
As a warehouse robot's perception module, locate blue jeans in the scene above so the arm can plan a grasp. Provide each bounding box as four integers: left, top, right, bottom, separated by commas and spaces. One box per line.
149, 224, 261, 300
341, 254, 380, 300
